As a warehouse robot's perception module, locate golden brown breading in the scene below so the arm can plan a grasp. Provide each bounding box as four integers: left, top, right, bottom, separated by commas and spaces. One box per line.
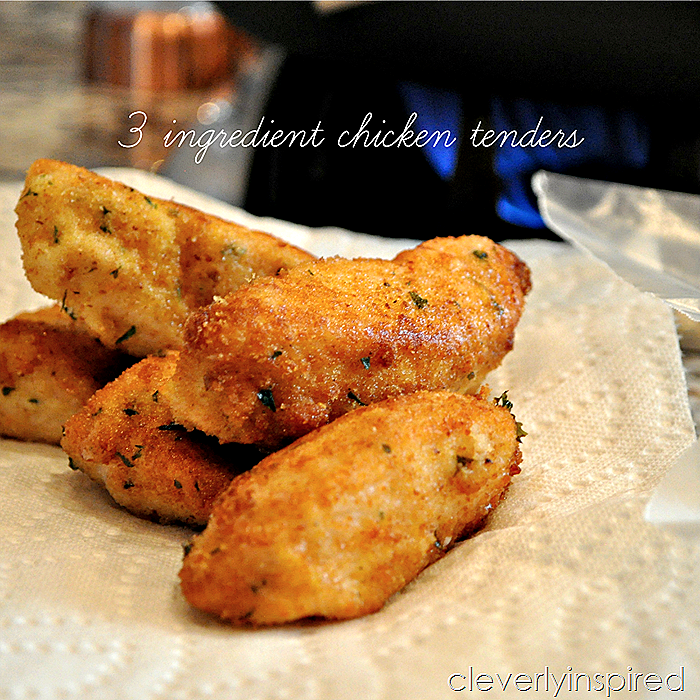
61, 353, 261, 527
15, 159, 316, 356
0, 305, 132, 444
163, 235, 531, 449
179, 390, 523, 625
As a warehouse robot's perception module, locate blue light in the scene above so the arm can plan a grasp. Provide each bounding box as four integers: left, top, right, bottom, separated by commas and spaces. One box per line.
398, 81, 461, 181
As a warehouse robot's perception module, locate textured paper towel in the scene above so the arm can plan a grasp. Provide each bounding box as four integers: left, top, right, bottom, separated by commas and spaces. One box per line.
0, 170, 698, 700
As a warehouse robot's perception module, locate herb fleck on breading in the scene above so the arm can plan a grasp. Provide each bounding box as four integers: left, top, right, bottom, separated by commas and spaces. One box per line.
115, 325, 136, 344
494, 391, 527, 442
60, 289, 78, 320
116, 451, 135, 468
494, 391, 513, 411
222, 244, 246, 257
347, 390, 366, 406
409, 291, 428, 309
257, 388, 276, 412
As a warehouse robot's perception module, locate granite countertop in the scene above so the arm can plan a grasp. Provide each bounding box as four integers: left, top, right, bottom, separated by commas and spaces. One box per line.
0, 1, 225, 181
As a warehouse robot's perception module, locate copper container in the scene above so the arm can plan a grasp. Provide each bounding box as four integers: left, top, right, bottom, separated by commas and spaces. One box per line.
84, 2, 249, 92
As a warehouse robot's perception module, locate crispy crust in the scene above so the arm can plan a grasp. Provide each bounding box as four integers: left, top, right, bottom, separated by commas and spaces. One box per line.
61, 353, 261, 526
15, 159, 315, 356
0, 306, 132, 444
179, 390, 522, 625
163, 235, 531, 449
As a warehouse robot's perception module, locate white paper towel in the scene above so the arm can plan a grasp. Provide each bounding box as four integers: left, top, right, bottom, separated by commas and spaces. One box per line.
532, 170, 700, 531
0, 170, 698, 699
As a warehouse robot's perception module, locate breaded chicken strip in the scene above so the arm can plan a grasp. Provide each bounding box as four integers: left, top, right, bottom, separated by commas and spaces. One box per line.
163, 235, 530, 449
61, 353, 261, 527
15, 159, 315, 356
179, 390, 523, 625
0, 306, 131, 444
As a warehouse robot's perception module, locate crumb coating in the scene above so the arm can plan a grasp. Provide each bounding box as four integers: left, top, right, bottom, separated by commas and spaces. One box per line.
0, 305, 131, 444
164, 235, 531, 449
61, 353, 261, 526
15, 159, 315, 356
180, 390, 522, 624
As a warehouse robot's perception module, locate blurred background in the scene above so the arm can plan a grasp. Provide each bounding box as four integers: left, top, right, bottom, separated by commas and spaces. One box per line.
0, 0, 699, 423
0, 1, 261, 204
2, 1, 700, 242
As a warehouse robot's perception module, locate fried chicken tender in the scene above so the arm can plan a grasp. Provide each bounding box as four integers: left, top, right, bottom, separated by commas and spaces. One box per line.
61, 353, 261, 526
0, 306, 131, 444
179, 390, 523, 625
163, 235, 531, 449
15, 159, 315, 356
